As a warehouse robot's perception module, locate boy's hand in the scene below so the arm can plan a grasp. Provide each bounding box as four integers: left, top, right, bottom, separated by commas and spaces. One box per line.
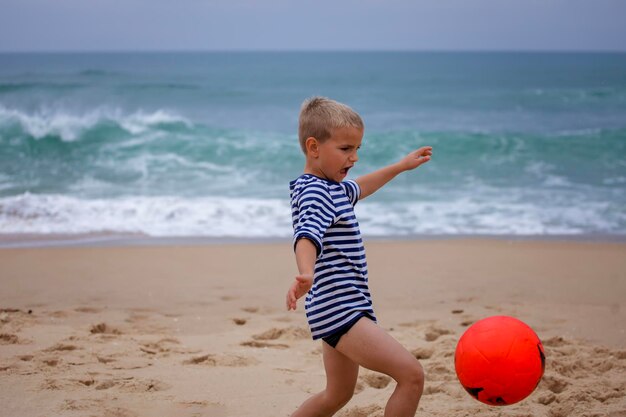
286, 274, 313, 311
399, 146, 432, 171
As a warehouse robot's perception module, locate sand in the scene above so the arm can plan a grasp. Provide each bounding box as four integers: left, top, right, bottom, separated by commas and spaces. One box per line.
1, 239, 625, 417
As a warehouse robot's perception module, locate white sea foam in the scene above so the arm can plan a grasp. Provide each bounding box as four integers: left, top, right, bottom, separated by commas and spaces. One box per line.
603, 176, 626, 185
0, 106, 190, 142
1, 193, 623, 238
524, 161, 555, 178
118, 109, 190, 135
542, 175, 572, 187
355, 198, 624, 236
0, 193, 293, 237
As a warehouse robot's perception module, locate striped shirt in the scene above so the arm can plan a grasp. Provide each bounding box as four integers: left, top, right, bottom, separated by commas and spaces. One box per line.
289, 173, 377, 340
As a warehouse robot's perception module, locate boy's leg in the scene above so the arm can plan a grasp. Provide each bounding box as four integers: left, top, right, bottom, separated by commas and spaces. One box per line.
291, 341, 359, 417
336, 317, 424, 417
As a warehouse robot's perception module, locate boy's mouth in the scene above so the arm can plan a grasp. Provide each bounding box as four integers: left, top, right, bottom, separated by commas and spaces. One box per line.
341, 166, 352, 175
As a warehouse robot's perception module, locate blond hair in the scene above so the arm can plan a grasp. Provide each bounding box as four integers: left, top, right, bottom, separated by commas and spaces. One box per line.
298, 96, 364, 154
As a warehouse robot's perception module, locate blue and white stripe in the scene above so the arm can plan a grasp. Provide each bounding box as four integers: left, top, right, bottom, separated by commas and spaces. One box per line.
290, 174, 377, 340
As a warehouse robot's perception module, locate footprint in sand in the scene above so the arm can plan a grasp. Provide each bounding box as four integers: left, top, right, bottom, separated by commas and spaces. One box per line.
44, 342, 80, 352
0, 333, 21, 344
483, 304, 504, 312
423, 383, 447, 396
398, 319, 430, 328
241, 306, 278, 315
101, 407, 138, 417
60, 399, 140, 417
93, 344, 153, 369
241, 340, 290, 349
90, 323, 123, 335
41, 378, 74, 390
50, 310, 71, 318
111, 378, 170, 393
543, 374, 569, 394
252, 326, 309, 341
178, 400, 227, 416
125, 312, 150, 323
337, 404, 383, 417
13, 353, 65, 375
536, 391, 557, 405
60, 398, 105, 412
411, 346, 434, 360
74, 307, 102, 314
0, 363, 15, 373
138, 337, 197, 356
183, 353, 259, 367
47, 374, 169, 393
360, 372, 392, 389
96, 355, 117, 364
424, 325, 452, 342
424, 360, 454, 378
0, 309, 36, 334
240, 326, 309, 349
543, 335, 567, 347
42, 357, 61, 367
124, 312, 170, 334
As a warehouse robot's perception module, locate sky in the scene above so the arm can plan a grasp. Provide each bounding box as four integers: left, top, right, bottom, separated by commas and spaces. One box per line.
1, 0, 625, 52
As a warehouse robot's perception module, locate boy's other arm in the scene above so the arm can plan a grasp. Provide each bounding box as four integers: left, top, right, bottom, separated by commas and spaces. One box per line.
286, 238, 317, 310
356, 146, 432, 200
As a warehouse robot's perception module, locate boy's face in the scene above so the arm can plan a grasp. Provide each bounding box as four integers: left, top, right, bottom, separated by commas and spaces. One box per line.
309, 126, 363, 183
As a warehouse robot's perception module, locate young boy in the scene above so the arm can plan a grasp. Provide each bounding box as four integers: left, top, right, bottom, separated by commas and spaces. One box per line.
286, 96, 433, 417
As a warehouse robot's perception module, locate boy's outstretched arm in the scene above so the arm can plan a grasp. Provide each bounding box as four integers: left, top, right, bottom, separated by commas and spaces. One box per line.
356, 146, 432, 200
286, 238, 316, 310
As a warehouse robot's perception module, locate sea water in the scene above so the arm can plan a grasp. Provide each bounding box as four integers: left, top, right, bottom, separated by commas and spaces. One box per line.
0, 52, 625, 238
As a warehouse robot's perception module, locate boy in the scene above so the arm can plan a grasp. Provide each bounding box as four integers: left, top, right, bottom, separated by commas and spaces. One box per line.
286, 96, 433, 417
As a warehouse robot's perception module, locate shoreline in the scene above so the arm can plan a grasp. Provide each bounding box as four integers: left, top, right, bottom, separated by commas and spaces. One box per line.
1, 232, 626, 249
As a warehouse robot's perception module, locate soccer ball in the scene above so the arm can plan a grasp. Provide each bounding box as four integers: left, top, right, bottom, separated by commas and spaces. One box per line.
454, 315, 545, 406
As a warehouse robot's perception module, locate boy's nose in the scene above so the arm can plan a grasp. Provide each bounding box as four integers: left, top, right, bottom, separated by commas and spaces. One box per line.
350, 153, 359, 162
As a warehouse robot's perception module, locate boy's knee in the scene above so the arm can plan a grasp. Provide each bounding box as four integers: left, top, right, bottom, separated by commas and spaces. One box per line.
325, 388, 353, 411
335, 389, 354, 408
414, 361, 425, 390
401, 360, 425, 394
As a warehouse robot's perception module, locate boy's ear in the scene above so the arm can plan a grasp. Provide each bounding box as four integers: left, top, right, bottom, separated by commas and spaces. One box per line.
305, 137, 319, 157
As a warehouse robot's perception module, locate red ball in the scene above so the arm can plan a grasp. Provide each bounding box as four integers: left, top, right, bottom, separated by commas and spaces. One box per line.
454, 316, 545, 406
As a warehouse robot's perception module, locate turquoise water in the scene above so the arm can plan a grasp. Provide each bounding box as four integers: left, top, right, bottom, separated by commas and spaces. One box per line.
0, 52, 625, 237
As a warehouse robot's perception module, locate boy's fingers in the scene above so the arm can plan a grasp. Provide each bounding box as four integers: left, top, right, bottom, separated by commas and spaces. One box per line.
418, 146, 432, 155
287, 276, 312, 311
286, 282, 298, 310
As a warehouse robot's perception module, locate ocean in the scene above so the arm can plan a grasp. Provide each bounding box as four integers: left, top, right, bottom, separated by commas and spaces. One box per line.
0, 52, 625, 240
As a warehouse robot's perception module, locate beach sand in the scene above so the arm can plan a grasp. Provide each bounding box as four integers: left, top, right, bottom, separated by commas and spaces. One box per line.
1, 239, 625, 417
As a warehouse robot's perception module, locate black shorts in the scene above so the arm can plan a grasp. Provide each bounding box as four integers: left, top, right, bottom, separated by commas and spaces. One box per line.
322, 312, 373, 349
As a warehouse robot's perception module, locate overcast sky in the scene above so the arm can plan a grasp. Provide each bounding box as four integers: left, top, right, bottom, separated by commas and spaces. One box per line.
1, 0, 625, 52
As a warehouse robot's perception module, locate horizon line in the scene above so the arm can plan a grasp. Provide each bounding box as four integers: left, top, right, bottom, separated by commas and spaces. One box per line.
1, 48, 625, 54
